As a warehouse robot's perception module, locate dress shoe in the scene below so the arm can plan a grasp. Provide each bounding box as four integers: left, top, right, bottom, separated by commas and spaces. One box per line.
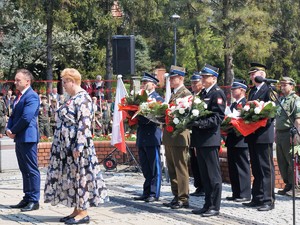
65, 216, 90, 224
257, 204, 274, 211
21, 202, 39, 212
201, 209, 219, 217
10, 200, 28, 209
192, 207, 208, 215
190, 191, 205, 197
144, 196, 158, 202
162, 197, 178, 207
234, 197, 251, 202
59, 216, 74, 223
278, 184, 292, 195
170, 201, 189, 209
242, 201, 263, 208
225, 196, 236, 201
133, 195, 148, 201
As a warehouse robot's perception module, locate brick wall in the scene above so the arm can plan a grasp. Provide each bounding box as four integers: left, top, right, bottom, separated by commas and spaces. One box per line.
219, 148, 285, 189
38, 141, 285, 189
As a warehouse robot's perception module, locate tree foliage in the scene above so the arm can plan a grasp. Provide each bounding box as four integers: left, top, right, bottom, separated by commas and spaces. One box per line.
1, 0, 300, 89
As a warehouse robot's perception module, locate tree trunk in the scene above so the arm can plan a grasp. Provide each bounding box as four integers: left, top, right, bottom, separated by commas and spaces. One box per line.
106, 32, 113, 102
46, 0, 53, 95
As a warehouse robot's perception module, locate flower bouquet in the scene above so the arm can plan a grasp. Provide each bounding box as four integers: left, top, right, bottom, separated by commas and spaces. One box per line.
221, 106, 242, 136
139, 99, 168, 124
229, 100, 277, 136
118, 90, 148, 127
165, 95, 212, 137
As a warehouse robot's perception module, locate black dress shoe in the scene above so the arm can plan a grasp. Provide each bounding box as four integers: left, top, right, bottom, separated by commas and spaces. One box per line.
65, 216, 90, 224
234, 197, 251, 202
170, 201, 189, 209
21, 202, 39, 212
162, 197, 178, 207
257, 204, 275, 211
144, 196, 158, 202
59, 216, 74, 223
201, 209, 219, 217
133, 195, 148, 201
192, 207, 208, 215
226, 196, 236, 201
10, 200, 28, 209
242, 201, 263, 208
190, 191, 205, 197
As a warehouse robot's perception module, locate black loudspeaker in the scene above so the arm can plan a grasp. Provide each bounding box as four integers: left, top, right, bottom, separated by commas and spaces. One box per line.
112, 35, 135, 75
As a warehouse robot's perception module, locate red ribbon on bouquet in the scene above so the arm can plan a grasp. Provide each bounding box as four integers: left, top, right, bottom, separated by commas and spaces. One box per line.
230, 118, 268, 136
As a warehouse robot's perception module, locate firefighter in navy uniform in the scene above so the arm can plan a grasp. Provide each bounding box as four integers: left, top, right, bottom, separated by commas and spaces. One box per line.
187, 64, 226, 217
189, 73, 205, 197
133, 72, 164, 203
225, 79, 251, 202
242, 62, 276, 211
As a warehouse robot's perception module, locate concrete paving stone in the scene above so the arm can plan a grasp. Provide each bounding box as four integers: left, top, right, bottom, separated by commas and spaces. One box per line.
0, 167, 299, 224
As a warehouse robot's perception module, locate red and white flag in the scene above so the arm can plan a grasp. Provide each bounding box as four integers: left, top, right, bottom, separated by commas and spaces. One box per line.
111, 75, 128, 153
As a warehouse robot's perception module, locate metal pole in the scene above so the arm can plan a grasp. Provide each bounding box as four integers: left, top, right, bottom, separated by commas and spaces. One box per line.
174, 24, 177, 66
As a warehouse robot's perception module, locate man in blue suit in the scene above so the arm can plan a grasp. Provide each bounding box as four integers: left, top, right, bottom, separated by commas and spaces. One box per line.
133, 72, 164, 202
6, 69, 40, 212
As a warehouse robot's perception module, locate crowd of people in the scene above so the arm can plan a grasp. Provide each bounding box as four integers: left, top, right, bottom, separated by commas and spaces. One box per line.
2, 64, 300, 224
0, 76, 112, 139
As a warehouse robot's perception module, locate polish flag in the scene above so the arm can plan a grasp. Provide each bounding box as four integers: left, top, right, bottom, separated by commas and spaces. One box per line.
111, 75, 128, 153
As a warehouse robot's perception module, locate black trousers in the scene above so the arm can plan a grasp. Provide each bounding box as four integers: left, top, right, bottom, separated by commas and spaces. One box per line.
196, 147, 222, 210
189, 147, 203, 191
227, 146, 251, 199
248, 143, 275, 204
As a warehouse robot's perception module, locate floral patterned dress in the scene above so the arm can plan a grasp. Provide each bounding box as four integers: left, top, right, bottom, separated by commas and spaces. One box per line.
44, 90, 108, 210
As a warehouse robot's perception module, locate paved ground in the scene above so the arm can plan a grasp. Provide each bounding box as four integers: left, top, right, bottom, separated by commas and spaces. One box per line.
0, 165, 299, 225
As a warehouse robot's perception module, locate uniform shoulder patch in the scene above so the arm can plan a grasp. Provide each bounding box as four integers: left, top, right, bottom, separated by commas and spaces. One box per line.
217, 98, 223, 104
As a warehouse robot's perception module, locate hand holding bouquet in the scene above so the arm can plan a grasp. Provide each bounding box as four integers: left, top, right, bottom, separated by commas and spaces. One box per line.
165, 95, 212, 137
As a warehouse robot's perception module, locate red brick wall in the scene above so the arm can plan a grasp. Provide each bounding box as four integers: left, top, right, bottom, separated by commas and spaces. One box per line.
38, 142, 285, 189
219, 148, 285, 189
37, 141, 139, 168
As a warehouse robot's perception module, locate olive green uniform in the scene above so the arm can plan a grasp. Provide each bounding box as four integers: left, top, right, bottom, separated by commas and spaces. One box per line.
275, 91, 300, 187
38, 102, 51, 137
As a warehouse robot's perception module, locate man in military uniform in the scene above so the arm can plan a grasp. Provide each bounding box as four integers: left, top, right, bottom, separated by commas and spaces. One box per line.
49, 99, 58, 136
133, 72, 164, 203
38, 95, 51, 138
275, 77, 300, 196
243, 62, 276, 211
189, 72, 205, 197
225, 79, 251, 202
0, 93, 7, 138
162, 66, 192, 209
187, 64, 226, 217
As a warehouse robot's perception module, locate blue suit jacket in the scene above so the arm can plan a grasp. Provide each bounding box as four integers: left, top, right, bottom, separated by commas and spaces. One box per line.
7, 87, 40, 143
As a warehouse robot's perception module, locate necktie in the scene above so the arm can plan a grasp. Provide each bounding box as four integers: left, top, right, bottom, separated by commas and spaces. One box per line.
14, 93, 22, 107
230, 102, 237, 111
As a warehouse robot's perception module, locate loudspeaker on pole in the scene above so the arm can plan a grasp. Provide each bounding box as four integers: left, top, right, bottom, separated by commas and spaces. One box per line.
112, 35, 135, 75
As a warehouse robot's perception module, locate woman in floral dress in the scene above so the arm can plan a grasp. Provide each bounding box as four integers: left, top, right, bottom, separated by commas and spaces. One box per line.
44, 68, 108, 224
